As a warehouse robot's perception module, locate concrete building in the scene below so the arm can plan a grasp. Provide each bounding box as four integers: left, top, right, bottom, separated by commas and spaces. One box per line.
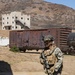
2, 11, 30, 30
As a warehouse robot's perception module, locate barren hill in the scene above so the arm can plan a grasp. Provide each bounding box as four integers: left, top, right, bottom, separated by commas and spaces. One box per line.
0, 0, 75, 29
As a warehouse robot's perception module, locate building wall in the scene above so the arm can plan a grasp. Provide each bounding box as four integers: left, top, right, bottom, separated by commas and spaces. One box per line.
2, 11, 30, 30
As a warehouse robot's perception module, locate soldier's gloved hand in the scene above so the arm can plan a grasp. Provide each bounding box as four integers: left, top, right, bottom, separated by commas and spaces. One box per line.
54, 68, 58, 72
49, 66, 54, 74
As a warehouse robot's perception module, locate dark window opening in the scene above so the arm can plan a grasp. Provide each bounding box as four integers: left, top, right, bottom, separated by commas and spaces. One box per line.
16, 26, 17, 29
12, 17, 14, 19
24, 22, 26, 25
7, 17, 9, 19
3, 27, 4, 29
12, 22, 14, 24
16, 21, 18, 24
21, 26, 23, 29
12, 26, 14, 28
3, 18, 4, 20
8, 26, 11, 30
7, 22, 9, 24
27, 18, 29, 20
5, 26, 11, 30
21, 17, 23, 19
3, 22, 4, 24
15, 17, 17, 19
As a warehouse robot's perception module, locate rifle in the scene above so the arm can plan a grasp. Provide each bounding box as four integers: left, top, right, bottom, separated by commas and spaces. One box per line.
41, 51, 49, 69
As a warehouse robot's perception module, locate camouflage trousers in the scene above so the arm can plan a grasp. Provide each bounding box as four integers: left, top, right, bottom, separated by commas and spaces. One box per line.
53, 71, 61, 75
50, 65, 63, 75
45, 65, 62, 75
45, 70, 61, 75
46, 70, 61, 75
44, 66, 62, 75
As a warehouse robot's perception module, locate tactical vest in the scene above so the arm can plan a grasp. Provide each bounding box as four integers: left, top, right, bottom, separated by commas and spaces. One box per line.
46, 51, 57, 65
44, 48, 57, 74
40, 48, 57, 65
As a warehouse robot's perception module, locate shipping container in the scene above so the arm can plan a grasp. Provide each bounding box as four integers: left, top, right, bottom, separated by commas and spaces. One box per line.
9, 28, 72, 53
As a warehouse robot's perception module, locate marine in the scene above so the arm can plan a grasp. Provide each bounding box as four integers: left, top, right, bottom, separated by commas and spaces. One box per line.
40, 35, 63, 75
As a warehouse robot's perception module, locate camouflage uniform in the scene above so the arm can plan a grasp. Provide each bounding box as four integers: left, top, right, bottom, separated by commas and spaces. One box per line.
40, 35, 63, 75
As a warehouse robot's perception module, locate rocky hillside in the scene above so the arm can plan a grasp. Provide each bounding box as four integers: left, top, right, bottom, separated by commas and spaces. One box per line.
0, 0, 75, 29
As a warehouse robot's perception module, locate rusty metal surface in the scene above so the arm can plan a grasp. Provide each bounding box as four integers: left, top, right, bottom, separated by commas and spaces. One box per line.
9, 28, 72, 51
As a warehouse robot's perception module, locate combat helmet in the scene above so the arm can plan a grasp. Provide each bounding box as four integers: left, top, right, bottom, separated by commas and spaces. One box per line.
44, 35, 54, 42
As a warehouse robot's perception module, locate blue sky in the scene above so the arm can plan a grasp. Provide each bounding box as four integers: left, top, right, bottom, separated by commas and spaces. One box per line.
45, 0, 75, 9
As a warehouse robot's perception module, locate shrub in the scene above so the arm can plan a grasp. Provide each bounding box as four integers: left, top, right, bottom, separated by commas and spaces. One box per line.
39, 7, 42, 10
33, 6, 36, 8
10, 46, 20, 52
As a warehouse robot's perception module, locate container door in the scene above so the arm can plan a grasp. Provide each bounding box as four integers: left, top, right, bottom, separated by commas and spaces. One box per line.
22, 31, 29, 47
17, 31, 23, 48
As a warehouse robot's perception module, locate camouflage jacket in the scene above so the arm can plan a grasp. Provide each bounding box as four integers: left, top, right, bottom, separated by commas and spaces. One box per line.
40, 47, 63, 72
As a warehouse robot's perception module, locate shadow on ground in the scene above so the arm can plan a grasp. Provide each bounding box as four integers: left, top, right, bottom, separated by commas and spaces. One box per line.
0, 61, 13, 75
25, 51, 40, 54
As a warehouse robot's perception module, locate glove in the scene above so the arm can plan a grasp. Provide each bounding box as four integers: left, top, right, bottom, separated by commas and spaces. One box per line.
54, 67, 58, 72
50, 66, 55, 73
47, 66, 54, 74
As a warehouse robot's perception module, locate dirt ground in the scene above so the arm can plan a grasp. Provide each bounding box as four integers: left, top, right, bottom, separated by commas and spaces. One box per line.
0, 46, 75, 75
